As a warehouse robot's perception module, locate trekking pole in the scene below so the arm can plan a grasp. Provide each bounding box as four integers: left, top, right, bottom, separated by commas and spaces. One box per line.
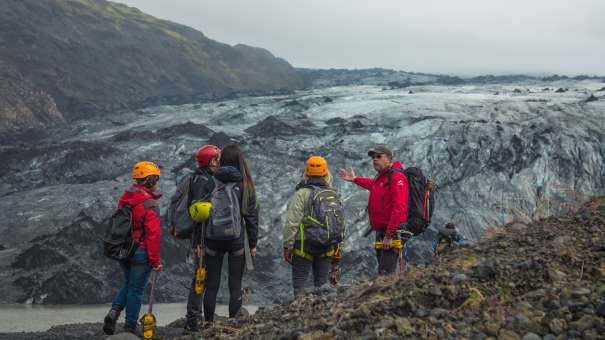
141, 271, 158, 340
396, 229, 413, 274
398, 247, 404, 273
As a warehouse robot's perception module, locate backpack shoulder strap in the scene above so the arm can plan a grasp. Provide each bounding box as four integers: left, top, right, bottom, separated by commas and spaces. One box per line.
129, 197, 156, 243
209, 177, 225, 199
387, 167, 405, 185
142, 198, 159, 211
301, 185, 318, 216
190, 173, 215, 202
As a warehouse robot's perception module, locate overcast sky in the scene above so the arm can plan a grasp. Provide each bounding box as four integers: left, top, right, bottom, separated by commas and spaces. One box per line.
113, 0, 605, 76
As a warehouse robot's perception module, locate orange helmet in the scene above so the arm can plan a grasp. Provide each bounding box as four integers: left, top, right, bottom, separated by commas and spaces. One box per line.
305, 156, 328, 177
132, 161, 161, 179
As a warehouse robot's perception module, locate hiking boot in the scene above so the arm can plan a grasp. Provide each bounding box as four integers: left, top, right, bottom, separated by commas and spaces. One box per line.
124, 322, 139, 336
183, 319, 200, 334
102, 309, 120, 335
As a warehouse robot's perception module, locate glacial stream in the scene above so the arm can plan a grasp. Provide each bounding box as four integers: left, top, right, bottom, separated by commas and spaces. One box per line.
0, 303, 258, 332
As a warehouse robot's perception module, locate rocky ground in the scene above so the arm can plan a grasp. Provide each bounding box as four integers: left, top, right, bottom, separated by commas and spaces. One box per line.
226, 196, 605, 339
3, 196, 603, 339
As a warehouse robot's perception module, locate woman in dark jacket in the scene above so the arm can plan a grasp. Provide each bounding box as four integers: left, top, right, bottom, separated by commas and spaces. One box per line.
203, 144, 259, 325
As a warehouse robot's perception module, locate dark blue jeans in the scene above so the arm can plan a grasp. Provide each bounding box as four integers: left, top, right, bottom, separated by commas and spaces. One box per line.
111, 248, 151, 325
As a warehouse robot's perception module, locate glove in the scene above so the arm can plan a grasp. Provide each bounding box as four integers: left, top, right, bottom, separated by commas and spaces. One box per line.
283, 247, 293, 264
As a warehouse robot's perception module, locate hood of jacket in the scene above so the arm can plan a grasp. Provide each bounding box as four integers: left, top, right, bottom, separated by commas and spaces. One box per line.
214, 166, 243, 183
295, 176, 328, 190
119, 184, 161, 207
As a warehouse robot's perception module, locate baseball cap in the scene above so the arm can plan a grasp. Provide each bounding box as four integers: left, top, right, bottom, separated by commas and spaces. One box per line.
367, 144, 393, 158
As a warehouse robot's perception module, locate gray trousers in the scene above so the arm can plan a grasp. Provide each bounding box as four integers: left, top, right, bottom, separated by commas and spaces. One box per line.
375, 230, 399, 275
186, 262, 203, 324
292, 254, 331, 296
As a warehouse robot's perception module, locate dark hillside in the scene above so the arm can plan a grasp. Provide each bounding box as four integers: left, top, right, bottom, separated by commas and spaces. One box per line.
0, 0, 303, 134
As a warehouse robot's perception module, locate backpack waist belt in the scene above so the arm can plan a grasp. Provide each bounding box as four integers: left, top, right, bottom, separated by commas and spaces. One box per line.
292, 247, 338, 261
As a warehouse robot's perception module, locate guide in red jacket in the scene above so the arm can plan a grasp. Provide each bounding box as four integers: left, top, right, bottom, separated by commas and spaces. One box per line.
339, 144, 409, 275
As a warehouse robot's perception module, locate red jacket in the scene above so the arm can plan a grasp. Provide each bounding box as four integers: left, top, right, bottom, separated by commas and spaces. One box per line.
118, 184, 162, 268
353, 161, 409, 236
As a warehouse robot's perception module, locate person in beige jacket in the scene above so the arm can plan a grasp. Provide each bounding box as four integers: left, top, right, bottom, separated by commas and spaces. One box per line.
282, 156, 344, 296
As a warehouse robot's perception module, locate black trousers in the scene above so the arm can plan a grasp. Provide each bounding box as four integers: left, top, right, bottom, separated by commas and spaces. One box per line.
291, 254, 331, 296
203, 247, 245, 322
375, 230, 399, 275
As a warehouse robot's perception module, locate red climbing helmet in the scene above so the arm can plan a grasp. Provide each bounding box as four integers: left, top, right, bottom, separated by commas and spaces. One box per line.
196, 145, 221, 167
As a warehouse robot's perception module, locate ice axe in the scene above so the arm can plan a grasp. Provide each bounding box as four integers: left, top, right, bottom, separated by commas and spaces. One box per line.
329, 245, 342, 286
194, 245, 207, 294
141, 271, 158, 340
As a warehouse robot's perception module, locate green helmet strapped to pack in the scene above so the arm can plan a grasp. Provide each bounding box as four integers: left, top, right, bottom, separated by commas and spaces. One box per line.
189, 201, 212, 223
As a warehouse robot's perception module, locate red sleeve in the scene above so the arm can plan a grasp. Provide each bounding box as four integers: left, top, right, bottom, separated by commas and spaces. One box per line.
143, 207, 161, 268
353, 177, 373, 190
386, 172, 409, 236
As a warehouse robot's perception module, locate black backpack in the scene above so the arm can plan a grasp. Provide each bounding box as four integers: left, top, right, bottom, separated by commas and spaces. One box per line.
300, 185, 345, 254
390, 167, 435, 235
103, 202, 147, 261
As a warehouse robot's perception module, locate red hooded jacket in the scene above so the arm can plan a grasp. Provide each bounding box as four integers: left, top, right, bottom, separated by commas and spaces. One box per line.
118, 184, 162, 268
353, 161, 409, 236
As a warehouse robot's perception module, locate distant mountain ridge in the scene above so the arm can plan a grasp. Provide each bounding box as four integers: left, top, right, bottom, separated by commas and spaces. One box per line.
297, 67, 605, 88
0, 0, 304, 134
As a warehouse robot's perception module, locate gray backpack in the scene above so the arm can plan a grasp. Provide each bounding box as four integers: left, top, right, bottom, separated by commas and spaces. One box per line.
167, 174, 209, 239
205, 178, 242, 240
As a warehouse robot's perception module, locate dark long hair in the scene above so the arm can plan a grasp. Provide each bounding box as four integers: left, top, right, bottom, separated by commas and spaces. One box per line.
220, 144, 255, 194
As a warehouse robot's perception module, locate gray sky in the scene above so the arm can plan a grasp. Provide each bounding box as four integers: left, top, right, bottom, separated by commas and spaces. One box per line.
113, 0, 605, 76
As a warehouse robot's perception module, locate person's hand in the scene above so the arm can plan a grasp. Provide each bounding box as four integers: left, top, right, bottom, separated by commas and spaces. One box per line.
195, 245, 203, 258
382, 236, 392, 250
283, 247, 293, 264
339, 169, 356, 182
152, 264, 163, 272
250, 247, 257, 257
